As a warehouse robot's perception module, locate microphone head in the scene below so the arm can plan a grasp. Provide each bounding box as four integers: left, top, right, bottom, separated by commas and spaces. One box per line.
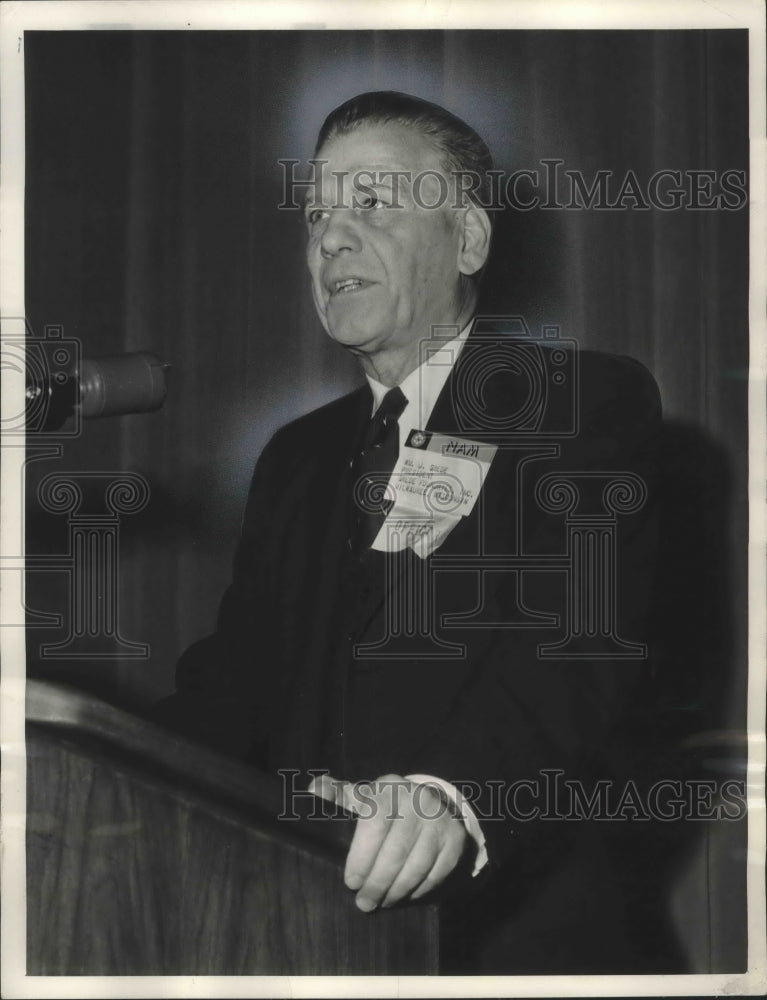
78, 352, 170, 419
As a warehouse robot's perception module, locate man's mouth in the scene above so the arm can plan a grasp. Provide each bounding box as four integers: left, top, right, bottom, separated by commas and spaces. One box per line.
330, 277, 370, 296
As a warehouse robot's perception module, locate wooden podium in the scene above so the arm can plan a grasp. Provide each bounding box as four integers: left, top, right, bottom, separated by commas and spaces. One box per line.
26, 680, 441, 975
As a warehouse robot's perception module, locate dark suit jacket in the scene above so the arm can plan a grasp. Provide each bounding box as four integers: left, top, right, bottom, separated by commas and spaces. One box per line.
156, 328, 664, 972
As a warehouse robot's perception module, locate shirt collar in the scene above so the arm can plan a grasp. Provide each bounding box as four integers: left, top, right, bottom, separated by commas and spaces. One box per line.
366, 320, 473, 429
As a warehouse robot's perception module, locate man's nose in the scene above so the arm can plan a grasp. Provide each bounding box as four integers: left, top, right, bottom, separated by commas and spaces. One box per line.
320, 209, 362, 258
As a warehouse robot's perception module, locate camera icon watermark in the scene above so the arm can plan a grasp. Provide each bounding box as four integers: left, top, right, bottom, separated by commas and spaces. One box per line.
449, 317, 579, 443
1, 317, 82, 438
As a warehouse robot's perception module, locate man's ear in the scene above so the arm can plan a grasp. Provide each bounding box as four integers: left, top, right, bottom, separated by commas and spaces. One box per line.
457, 203, 492, 277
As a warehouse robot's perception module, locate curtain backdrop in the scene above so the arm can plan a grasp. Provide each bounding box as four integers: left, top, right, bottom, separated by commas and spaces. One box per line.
24, 31, 748, 745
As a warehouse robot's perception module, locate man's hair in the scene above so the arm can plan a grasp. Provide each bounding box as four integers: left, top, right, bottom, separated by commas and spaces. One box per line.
315, 91, 494, 215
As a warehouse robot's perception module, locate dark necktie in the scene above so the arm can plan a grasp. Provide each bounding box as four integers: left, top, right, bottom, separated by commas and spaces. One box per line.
349, 386, 408, 553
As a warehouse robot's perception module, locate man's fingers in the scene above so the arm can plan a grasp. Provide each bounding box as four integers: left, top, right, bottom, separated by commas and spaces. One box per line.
409, 829, 465, 900
375, 827, 439, 908
307, 774, 333, 802
343, 775, 415, 893
332, 774, 468, 911
381, 813, 466, 906
339, 779, 372, 816
343, 786, 395, 892
307, 774, 348, 806
352, 813, 425, 910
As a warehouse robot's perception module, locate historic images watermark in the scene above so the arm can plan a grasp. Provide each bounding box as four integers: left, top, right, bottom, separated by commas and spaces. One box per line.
279, 160, 748, 213
278, 770, 747, 824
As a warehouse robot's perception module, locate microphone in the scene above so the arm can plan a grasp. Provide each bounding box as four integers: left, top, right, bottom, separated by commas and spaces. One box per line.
26, 351, 170, 431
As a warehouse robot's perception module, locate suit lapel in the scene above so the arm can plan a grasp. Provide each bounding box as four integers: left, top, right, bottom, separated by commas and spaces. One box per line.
348, 325, 522, 643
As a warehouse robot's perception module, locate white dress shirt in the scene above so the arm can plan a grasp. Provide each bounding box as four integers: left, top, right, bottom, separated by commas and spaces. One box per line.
365, 323, 472, 448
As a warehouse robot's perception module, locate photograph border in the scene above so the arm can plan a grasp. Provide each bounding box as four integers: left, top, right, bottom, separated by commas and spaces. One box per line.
1, 2, 765, 997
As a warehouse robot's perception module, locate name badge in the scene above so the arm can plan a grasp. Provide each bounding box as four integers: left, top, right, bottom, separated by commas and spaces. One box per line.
371, 430, 497, 558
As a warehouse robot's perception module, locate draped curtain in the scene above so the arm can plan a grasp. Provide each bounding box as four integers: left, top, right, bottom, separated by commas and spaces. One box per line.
25, 30, 748, 734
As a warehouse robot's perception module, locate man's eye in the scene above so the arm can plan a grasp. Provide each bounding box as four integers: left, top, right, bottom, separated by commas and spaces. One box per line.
355, 191, 385, 211
306, 207, 328, 225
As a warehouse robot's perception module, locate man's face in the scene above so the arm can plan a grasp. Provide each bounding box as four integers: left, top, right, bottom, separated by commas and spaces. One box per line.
305, 123, 468, 360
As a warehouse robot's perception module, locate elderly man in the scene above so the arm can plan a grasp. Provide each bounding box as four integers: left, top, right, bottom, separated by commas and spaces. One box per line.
157, 91, 662, 972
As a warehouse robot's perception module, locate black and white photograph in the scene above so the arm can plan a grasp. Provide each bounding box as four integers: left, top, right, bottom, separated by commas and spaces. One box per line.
1, 1, 765, 996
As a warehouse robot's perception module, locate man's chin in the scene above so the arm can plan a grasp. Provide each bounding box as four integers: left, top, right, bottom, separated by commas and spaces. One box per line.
324, 323, 384, 354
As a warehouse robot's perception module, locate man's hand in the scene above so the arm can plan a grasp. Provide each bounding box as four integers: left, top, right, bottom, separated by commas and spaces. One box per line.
309, 773, 467, 912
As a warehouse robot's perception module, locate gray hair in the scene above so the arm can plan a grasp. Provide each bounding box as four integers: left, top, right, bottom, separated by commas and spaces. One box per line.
315, 90, 494, 217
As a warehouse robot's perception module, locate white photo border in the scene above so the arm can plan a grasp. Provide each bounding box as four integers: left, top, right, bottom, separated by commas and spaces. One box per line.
1, 1, 765, 997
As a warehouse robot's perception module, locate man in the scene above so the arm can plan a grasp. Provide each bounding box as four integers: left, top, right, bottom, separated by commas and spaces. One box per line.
156, 92, 662, 972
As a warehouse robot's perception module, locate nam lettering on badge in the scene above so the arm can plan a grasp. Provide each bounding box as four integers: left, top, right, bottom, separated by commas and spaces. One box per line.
371, 429, 497, 558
